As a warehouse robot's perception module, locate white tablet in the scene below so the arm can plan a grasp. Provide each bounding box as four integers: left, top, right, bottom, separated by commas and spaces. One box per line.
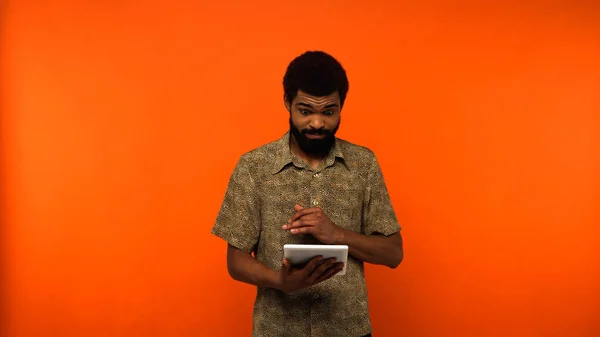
283, 244, 349, 275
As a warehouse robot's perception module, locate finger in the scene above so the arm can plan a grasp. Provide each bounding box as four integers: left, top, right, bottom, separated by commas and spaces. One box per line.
283, 217, 302, 230
294, 204, 304, 212
284, 216, 317, 230
287, 217, 317, 229
288, 207, 320, 223
303, 255, 323, 277
290, 226, 314, 235
281, 258, 291, 273
315, 260, 342, 276
315, 266, 342, 284
315, 263, 344, 283
283, 216, 307, 230
308, 257, 337, 282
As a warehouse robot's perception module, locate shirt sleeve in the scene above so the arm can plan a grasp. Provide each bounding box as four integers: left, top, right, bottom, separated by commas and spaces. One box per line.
362, 152, 402, 236
211, 155, 261, 253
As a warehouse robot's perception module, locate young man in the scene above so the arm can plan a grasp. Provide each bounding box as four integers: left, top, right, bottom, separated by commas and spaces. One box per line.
211, 51, 403, 337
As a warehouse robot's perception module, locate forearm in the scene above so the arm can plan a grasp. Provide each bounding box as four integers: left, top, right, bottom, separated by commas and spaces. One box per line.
227, 246, 281, 289
335, 229, 403, 268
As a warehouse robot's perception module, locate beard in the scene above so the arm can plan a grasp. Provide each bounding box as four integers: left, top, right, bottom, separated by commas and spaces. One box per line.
289, 117, 340, 157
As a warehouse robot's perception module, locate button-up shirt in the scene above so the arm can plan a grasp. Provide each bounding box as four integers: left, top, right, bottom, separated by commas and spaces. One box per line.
211, 131, 401, 337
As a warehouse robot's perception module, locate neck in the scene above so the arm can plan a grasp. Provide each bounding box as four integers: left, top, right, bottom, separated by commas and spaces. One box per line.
289, 134, 328, 170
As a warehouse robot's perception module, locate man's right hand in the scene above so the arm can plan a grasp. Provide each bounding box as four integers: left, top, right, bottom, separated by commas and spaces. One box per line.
276, 256, 344, 294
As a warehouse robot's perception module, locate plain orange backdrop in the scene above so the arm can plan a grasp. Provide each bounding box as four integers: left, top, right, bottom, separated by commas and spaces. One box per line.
1, 1, 599, 336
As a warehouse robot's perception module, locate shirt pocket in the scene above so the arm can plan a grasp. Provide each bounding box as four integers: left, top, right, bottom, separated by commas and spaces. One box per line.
321, 180, 364, 234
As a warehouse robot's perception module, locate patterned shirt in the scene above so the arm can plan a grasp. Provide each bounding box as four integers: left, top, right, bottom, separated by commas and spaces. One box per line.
211, 131, 401, 337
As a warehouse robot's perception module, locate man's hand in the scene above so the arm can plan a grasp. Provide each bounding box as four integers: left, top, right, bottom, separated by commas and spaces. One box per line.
282, 204, 344, 244
277, 255, 344, 294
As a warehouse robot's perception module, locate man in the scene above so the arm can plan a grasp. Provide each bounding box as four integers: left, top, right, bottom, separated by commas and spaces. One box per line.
211, 50, 403, 337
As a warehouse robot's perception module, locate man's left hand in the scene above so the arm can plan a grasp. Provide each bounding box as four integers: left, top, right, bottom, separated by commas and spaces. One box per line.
282, 204, 344, 244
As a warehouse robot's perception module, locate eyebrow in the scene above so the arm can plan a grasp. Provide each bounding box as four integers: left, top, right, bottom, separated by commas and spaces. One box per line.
296, 102, 339, 109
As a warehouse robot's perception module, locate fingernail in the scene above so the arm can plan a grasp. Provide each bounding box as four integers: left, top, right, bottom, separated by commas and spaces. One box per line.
282, 225, 287, 229
290, 229, 297, 234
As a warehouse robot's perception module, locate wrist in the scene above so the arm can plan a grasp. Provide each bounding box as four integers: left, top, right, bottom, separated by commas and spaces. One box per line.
334, 227, 349, 245
265, 269, 283, 291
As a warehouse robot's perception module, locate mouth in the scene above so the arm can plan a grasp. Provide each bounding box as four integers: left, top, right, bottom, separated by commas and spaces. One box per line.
305, 133, 326, 139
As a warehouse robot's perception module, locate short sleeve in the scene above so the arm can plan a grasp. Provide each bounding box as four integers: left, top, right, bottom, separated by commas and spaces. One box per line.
362, 153, 402, 236
211, 156, 261, 253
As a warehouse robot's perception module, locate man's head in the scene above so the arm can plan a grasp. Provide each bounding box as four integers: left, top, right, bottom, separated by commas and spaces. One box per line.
283, 51, 349, 157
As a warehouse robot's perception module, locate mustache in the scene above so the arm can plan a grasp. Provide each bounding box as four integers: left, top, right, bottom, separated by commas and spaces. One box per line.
302, 129, 331, 135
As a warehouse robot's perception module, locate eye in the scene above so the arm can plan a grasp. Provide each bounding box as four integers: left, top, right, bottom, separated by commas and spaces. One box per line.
300, 109, 311, 115
324, 110, 334, 116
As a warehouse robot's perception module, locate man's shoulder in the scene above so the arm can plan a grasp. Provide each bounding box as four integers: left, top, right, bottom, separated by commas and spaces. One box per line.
240, 137, 281, 158
337, 137, 375, 156
336, 137, 377, 169
234, 135, 284, 169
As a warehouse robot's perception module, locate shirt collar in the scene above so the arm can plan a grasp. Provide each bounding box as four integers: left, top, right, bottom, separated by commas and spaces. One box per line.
271, 131, 347, 174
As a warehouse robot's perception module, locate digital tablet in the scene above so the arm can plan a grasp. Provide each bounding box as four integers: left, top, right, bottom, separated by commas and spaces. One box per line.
283, 244, 349, 275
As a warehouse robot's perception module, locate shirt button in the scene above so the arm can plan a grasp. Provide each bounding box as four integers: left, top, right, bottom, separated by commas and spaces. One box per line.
313, 173, 321, 178
312, 200, 319, 206
313, 294, 320, 300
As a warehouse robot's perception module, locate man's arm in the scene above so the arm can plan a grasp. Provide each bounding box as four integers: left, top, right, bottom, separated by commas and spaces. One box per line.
335, 230, 403, 269
211, 157, 277, 287
226, 244, 281, 288
350, 151, 404, 268
227, 244, 345, 294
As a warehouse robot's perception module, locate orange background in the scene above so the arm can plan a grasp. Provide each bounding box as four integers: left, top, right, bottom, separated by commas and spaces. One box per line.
1, 1, 599, 336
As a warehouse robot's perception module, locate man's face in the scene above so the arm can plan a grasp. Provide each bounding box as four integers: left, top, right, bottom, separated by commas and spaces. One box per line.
286, 90, 341, 157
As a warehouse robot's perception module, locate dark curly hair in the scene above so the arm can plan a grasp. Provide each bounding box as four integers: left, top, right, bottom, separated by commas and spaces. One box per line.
283, 51, 349, 108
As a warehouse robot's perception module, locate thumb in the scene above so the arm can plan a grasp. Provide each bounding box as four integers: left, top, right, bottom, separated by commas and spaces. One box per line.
294, 204, 304, 211
282, 258, 291, 273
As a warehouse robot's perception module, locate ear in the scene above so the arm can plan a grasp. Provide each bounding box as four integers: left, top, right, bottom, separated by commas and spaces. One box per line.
283, 94, 293, 113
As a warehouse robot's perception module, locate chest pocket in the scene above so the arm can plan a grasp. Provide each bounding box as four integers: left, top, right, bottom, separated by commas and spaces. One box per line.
318, 172, 365, 234
258, 168, 314, 240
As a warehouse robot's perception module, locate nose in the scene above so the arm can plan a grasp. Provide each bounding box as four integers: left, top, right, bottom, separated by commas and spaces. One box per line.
309, 117, 325, 130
